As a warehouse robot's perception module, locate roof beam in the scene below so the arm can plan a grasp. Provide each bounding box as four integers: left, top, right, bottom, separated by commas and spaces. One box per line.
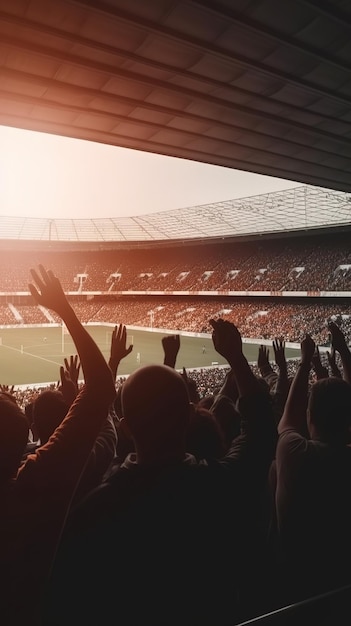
68, 0, 351, 108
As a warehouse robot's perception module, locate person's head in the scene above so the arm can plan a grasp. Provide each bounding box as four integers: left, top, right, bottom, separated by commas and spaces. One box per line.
307, 377, 351, 445
121, 364, 191, 462
0, 395, 29, 480
32, 390, 68, 444
186, 406, 225, 461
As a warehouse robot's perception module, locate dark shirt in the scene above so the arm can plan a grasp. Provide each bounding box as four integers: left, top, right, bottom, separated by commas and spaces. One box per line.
276, 429, 351, 598
44, 391, 276, 626
0, 385, 111, 626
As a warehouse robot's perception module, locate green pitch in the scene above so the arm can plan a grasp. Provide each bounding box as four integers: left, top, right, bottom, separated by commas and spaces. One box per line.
0, 326, 301, 386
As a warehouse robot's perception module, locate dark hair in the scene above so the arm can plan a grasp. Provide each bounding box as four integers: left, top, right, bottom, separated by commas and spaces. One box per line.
121, 365, 190, 452
308, 377, 351, 444
33, 390, 68, 444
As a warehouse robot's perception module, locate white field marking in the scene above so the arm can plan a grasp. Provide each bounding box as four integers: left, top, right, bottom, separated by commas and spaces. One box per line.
24, 342, 73, 351
0, 343, 61, 366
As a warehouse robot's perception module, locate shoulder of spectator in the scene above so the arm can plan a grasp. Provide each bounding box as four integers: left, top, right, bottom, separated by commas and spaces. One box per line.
16, 386, 112, 490
276, 429, 308, 456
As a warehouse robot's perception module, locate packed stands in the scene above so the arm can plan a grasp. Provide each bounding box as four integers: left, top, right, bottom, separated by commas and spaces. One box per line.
1, 231, 351, 294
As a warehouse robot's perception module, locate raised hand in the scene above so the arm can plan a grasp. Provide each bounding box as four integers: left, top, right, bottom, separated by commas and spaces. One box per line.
64, 354, 81, 387
257, 344, 273, 376
327, 321, 351, 383
209, 318, 242, 366
279, 333, 315, 436
109, 324, 133, 379
326, 346, 342, 378
258, 345, 270, 369
311, 346, 328, 380
273, 338, 287, 371
0, 384, 15, 395
328, 321, 348, 355
162, 334, 180, 369
59, 365, 78, 408
29, 265, 69, 316
301, 334, 315, 366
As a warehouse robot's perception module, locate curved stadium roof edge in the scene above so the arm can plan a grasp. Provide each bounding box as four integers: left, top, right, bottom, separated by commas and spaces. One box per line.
1, 185, 351, 244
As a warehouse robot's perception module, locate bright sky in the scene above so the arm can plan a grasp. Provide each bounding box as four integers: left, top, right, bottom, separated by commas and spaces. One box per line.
0, 124, 302, 220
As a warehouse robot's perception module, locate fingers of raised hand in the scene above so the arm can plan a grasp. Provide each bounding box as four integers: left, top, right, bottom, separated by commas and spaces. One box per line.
126, 344, 133, 355
28, 283, 41, 302
114, 324, 126, 344
209, 318, 218, 329
29, 266, 60, 303
162, 335, 179, 348
60, 365, 69, 386
273, 337, 285, 351
302, 333, 315, 355
30, 268, 45, 291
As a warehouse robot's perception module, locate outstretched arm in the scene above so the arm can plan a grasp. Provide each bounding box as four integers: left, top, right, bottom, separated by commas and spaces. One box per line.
278, 334, 315, 436
14, 266, 117, 616
29, 265, 115, 398
273, 338, 289, 396
210, 318, 276, 479
21, 264, 116, 482
209, 318, 261, 397
328, 321, 351, 385
326, 346, 342, 379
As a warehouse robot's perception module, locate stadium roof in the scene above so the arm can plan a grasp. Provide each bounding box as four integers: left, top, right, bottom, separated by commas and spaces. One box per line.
1, 184, 351, 242
1, 0, 351, 192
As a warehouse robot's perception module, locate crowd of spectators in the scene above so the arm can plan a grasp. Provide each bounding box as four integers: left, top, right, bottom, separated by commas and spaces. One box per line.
2, 232, 351, 294
37, 300, 351, 344
2, 299, 351, 347
2, 262, 351, 626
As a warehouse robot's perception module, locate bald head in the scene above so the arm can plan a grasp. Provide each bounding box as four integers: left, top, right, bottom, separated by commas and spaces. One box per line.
121, 365, 190, 454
